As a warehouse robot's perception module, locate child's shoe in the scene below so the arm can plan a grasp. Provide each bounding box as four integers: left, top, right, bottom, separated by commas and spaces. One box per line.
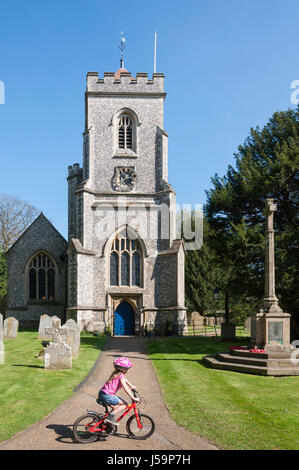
105, 415, 119, 426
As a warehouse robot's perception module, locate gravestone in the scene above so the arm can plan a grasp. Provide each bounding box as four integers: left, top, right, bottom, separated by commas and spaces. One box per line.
210, 317, 216, 327
190, 312, 204, 330
44, 339, 72, 370
0, 313, 4, 364
44, 324, 72, 370
65, 319, 80, 358
4, 317, 19, 339
45, 324, 69, 344
38, 315, 61, 341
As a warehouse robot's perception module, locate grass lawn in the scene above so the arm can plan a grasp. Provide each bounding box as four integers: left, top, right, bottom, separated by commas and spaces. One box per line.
0, 330, 107, 443
146, 335, 299, 450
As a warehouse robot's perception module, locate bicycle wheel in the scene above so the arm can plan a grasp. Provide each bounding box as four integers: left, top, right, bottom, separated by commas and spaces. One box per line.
73, 412, 102, 443
126, 413, 155, 440
105, 423, 118, 435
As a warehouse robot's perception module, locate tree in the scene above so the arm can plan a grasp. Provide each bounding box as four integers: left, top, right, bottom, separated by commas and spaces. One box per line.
185, 225, 215, 314
0, 194, 39, 301
0, 250, 6, 299
205, 106, 299, 335
0, 194, 39, 251
183, 212, 230, 316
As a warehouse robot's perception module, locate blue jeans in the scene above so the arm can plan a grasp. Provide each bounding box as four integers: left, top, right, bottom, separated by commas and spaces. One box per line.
98, 390, 122, 406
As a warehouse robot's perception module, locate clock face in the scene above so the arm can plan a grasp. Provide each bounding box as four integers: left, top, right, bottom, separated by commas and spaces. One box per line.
112, 167, 137, 192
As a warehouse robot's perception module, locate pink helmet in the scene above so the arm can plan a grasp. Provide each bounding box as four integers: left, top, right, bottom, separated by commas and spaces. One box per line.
113, 357, 133, 369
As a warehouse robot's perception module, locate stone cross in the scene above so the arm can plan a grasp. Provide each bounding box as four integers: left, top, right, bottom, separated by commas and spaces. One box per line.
45, 325, 69, 344
38, 314, 56, 341
263, 199, 281, 313
253, 198, 291, 348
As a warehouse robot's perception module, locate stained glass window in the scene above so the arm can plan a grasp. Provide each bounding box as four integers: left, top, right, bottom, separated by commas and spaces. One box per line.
110, 231, 142, 287
28, 252, 56, 300
132, 252, 140, 286
110, 252, 119, 286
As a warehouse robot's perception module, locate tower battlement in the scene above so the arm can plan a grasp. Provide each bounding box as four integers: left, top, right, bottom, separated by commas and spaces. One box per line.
86, 71, 165, 94
68, 163, 83, 178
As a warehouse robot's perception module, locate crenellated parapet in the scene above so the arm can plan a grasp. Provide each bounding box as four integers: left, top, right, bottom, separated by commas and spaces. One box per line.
86, 71, 165, 95
68, 163, 83, 179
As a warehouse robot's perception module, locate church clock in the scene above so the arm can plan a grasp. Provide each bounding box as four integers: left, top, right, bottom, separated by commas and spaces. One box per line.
112, 167, 137, 192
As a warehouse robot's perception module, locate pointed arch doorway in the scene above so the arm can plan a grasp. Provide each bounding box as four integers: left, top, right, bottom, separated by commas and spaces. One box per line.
114, 301, 135, 336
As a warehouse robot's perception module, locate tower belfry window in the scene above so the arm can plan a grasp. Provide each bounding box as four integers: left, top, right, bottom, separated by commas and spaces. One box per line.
118, 115, 133, 150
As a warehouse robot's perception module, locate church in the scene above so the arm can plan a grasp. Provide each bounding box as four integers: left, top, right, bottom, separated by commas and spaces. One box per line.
5, 62, 187, 336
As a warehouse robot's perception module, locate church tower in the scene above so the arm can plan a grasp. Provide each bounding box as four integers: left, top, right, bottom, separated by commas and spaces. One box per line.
67, 61, 187, 335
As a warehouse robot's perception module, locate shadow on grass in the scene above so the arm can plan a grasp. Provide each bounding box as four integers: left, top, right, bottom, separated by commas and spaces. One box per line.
12, 364, 44, 369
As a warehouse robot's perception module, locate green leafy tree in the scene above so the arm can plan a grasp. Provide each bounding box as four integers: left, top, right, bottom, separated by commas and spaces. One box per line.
205, 106, 299, 335
183, 213, 229, 316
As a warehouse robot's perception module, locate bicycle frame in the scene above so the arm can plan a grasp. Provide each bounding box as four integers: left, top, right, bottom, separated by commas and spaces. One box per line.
87, 401, 142, 434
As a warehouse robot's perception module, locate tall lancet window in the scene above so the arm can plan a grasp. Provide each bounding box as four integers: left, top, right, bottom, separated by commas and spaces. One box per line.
110, 229, 142, 287
118, 115, 133, 150
28, 252, 56, 300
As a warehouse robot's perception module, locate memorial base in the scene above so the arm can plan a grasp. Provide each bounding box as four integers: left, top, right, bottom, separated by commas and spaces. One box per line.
203, 348, 299, 376
252, 309, 291, 349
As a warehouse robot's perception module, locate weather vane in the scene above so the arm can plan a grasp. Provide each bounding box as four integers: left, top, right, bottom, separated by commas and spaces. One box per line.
119, 31, 126, 68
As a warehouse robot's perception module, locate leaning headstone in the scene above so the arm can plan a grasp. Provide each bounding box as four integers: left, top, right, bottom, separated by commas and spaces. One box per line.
4, 317, 19, 339
191, 312, 203, 325
0, 313, 5, 364
44, 338, 72, 370
38, 314, 52, 340
190, 312, 204, 332
65, 319, 80, 358
38, 315, 61, 340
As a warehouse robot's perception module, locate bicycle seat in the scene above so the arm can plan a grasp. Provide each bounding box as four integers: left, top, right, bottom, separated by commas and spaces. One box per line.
96, 398, 109, 412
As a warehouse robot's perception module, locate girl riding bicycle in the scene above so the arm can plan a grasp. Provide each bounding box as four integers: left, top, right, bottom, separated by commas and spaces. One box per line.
98, 357, 140, 426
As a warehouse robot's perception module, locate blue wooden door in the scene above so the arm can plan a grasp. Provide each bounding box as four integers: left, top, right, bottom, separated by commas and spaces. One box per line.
114, 301, 135, 336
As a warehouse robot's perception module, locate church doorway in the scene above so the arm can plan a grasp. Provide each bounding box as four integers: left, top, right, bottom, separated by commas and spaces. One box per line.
114, 301, 135, 336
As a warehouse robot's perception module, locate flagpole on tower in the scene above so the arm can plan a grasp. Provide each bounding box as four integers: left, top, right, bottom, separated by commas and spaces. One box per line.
154, 30, 157, 74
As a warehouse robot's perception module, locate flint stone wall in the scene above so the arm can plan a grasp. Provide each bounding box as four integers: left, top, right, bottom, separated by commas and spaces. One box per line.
6, 214, 67, 325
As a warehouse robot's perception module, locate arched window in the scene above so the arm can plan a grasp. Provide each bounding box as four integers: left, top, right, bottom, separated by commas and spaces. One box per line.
28, 252, 56, 300
118, 115, 133, 150
110, 229, 142, 287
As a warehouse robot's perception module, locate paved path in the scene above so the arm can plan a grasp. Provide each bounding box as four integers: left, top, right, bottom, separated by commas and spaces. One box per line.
0, 337, 218, 450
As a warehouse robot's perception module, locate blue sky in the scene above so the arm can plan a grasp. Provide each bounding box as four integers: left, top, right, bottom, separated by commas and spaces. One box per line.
0, 0, 298, 238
